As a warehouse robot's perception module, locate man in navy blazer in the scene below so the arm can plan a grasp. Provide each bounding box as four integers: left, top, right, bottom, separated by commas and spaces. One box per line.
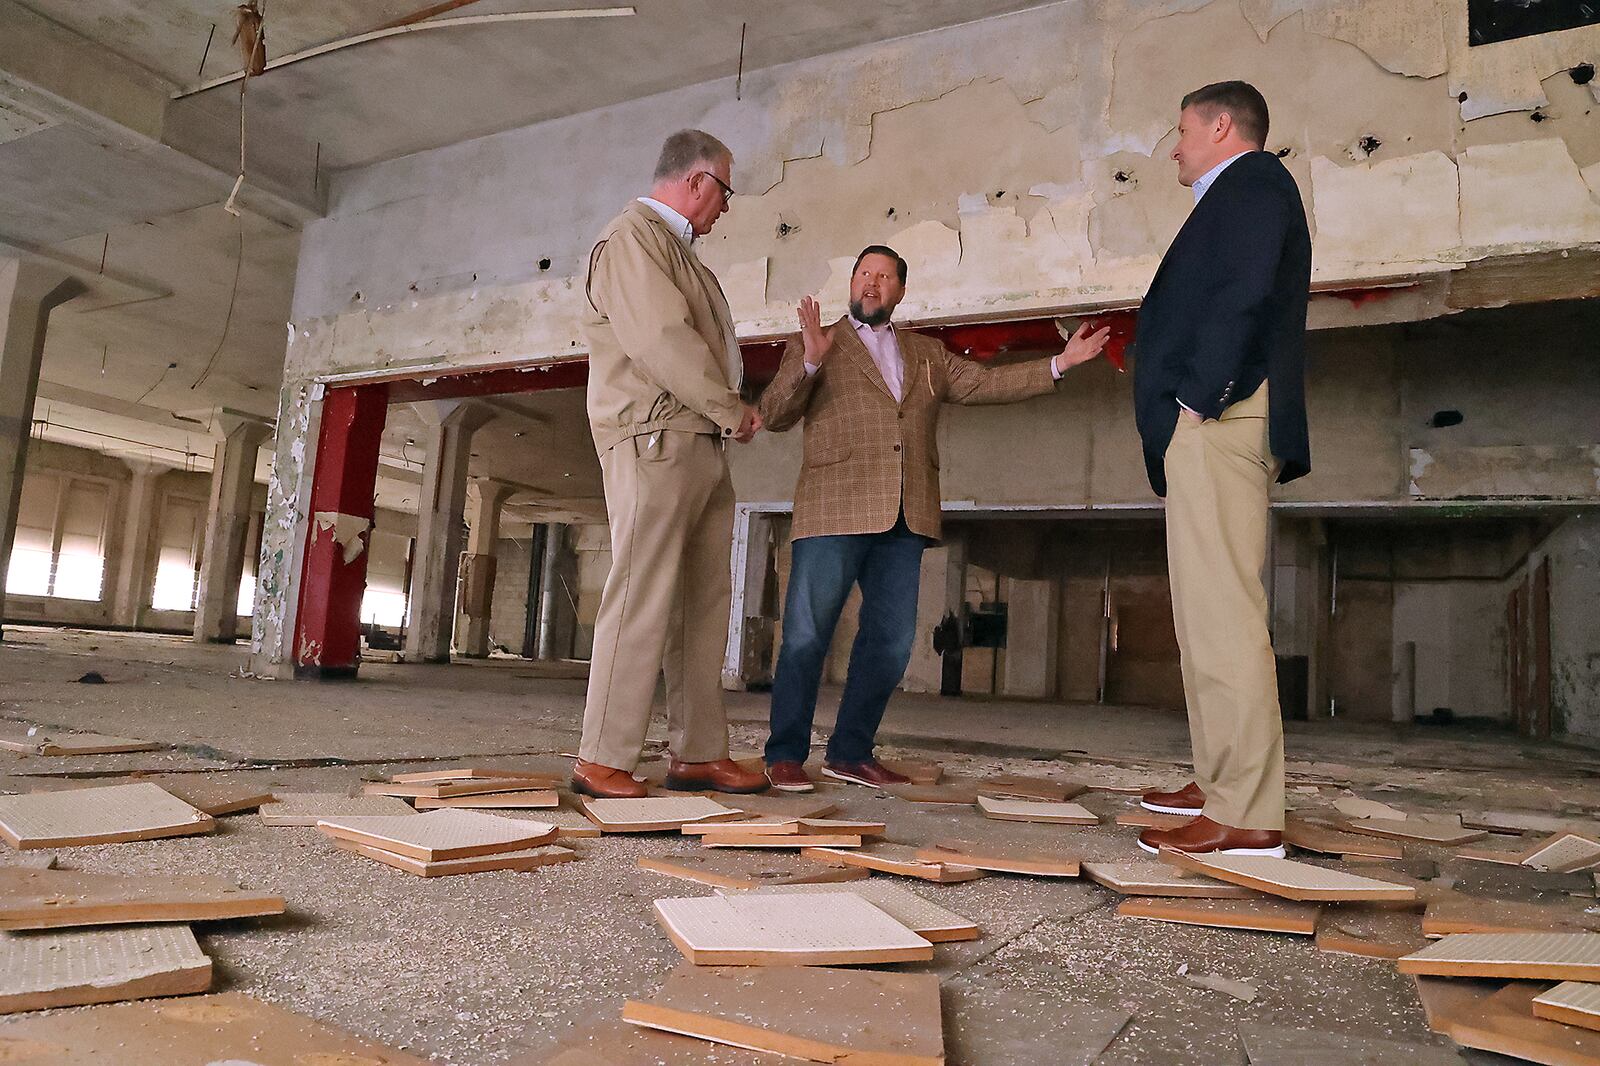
1130, 81, 1312, 858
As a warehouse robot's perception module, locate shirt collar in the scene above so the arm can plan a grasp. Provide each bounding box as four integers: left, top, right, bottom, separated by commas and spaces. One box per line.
1192, 151, 1251, 203
637, 197, 694, 246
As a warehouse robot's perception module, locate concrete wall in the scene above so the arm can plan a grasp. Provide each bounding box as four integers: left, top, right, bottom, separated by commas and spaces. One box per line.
253, 0, 1600, 673
488, 533, 534, 656
1515, 512, 1600, 740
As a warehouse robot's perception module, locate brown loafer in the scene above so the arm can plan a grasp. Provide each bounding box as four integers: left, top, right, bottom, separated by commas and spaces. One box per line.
571, 760, 648, 799
1137, 815, 1284, 857
1141, 781, 1206, 816
820, 759, 910, 788
766, 761, 815, 793
664, 758, 769, 794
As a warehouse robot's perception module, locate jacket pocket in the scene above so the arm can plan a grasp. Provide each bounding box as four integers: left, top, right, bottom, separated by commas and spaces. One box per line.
805, 444, 853, 467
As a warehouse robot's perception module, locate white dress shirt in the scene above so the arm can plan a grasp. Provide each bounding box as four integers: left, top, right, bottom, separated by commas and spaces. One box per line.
637, 197, 695, 248
805, 315, 1063, 393
1191, 151, 1250, 204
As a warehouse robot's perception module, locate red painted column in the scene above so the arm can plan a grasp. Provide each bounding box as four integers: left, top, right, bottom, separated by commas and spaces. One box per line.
292, 383, 388, 679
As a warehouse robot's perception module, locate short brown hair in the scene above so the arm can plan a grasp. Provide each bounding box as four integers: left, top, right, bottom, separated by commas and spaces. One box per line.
653, 129, 731, 183
1181, 81, 1269, 148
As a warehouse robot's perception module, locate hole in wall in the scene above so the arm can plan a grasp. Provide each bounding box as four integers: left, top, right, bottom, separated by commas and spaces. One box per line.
538, 258, 551, 271
1429, 409, 1465, 429
1572, 62, 1595, 85
1357, 135, 1382, 156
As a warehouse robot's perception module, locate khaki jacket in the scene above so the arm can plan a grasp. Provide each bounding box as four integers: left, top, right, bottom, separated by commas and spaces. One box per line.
582, 201, 744, 455
760, 318, 1057, 541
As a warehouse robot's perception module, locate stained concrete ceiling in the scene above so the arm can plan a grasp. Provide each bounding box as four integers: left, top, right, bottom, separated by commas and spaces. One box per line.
2, 0, 1058, 516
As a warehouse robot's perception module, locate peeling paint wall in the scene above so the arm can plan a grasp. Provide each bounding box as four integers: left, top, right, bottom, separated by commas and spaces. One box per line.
256, 0, 1600, 672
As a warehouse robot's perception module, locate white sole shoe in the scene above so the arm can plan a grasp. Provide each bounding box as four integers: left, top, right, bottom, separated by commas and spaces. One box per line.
820, 766, 898, 788
1140, 799, 1203, 815
1136, 840, 1286, 859
767, 779, 815, 793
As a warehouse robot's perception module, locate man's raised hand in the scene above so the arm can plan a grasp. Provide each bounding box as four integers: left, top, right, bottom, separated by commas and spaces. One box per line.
734, 404, 763, 443
1054, 322, 1112, 375
798, 295, 838, 366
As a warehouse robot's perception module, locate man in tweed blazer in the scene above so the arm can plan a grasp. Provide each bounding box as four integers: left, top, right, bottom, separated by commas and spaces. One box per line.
757, 245, 1109, 791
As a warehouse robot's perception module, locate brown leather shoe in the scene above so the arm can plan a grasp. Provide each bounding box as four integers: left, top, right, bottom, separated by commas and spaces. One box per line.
765, 761, 815, 793
1137, 815, 1284, 857
664, 758, 769, 794
1141, 781, 1206, 816
571, 761, 647, 799
820, 759, 911, 788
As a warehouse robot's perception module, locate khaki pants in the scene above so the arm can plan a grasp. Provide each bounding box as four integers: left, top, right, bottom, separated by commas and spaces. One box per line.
1163, 384, 1285, 831
579, 431, 735, 771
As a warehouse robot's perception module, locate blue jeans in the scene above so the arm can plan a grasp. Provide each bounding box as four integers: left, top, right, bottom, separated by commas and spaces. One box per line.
765, 515, 929, 766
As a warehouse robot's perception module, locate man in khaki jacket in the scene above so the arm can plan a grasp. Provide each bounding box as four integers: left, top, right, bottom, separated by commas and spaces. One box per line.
573, 129, 767, 799
758, 245, 1109, 791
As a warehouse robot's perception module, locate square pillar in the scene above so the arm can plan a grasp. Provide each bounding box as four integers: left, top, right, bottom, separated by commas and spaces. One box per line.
0, 259, 84, 640
107, 459, 164, 628
291, 384, 388, 678
193, 412, 272, 643
457, 477, 512, 658
404, 401, 492, 664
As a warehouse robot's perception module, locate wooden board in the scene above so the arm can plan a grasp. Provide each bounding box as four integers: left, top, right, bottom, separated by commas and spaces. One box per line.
886, 783, 979, 805
879, 759, 943, 786
651, 892, 933, 966
976, 795, 1099, 825
714, 793, 839, 820
316, 809, 557, 861
639, 854, 871, 891
333, 838, 576, 877
1415, 976, 1600, 1063
682, 818, 886, 838
1423, 897, 1600, 937
737, 881, 980, 943
259, 792, 416, 827
976, 774, 1086, 802
0, 732, 157, 756
0, 924, 210, 1013
391, 767, 561, 785
1161, 850, 1418, 903
130, 776, 273, 817
1116, 810, 1191, 830
1455, 842, 1531, 866
0, 867, 283, 930
1341, 816, 1488, 846
0, 783, 214, 850
0, 990, 434, 1064
1081, 859, 1256, 899
363, 777, 555, 799
1116, 896, 1320, 935
1313, 907, 1428, 959
1463, 809, 1596, 836
1533, 981, 1600, 1033
623, 964, 943, 1065
917, 840, 1080, 878
1283, 817, 1403, 860
1399, 932, 1600, 980
702, 833, 864, 849
413, 790, 560, 809
582, 796, 743, 833
801, 843, 987, 883
1522, 833, 1600, 873
535, 1019, 786, 1065
534, 808, 603, 839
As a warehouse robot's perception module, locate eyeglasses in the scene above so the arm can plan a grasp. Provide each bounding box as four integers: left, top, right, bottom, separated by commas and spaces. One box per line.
698, 171, 735, 204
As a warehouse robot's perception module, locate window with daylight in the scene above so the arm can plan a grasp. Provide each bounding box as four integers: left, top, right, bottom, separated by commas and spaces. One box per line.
3, 472, 110, 601
1468, 0, 1600, 46
150, 495, 205, 612
361, 528, 411, 629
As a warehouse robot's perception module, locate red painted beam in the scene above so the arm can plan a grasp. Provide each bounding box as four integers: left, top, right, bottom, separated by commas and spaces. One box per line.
293, 383, 389, 679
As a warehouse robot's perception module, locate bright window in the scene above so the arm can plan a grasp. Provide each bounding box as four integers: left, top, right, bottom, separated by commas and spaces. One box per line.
3, 472, 109, 601
151, 496, 204, 612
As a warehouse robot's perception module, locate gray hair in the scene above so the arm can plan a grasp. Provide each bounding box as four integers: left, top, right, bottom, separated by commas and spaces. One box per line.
652, 129, 731, 183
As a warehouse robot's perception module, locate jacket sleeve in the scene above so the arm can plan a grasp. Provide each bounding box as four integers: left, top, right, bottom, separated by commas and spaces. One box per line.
757, 335, 818, 432
1176, 180, 1295, 419
941, 342, 1058, 406
587, 228, 745, 434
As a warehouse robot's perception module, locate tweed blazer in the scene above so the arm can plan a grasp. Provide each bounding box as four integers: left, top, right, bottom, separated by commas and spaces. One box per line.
581, 201, 745, 456
760, 318, 1056, 541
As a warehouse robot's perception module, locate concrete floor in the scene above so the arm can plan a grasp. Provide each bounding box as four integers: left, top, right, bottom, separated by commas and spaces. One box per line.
1, 626, 1597, 1063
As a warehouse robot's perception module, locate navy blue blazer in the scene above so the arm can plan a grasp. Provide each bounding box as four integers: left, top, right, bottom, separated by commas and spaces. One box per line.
1132, 150, 1312, 497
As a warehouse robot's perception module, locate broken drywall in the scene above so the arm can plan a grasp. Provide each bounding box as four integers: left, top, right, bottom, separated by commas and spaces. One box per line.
1309, 152, 1460, 269
1444, 1, 1600, 120
1409, 446, 1600, 499
1240, 0, 1449, 79
311, 512, 371, 565
1459, 139, 1600, 252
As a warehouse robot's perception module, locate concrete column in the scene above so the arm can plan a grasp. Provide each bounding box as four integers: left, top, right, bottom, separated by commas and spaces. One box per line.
193, 411, 272, 643
109, 460, 163, 628
457, 478, 512, 658
536, 522, 571, 661
1271, 516, 1330, 716
1002, 578, 1059, 699
0, 259, 84, 641
404, 401, 491, 664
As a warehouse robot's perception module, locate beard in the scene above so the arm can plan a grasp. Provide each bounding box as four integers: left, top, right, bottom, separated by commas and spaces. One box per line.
850, 298, 892, 327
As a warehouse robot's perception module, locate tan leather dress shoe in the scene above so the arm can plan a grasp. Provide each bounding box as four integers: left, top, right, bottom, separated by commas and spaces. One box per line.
1140, 781, 1206, 815
1137, 815, 1284, 857
571, 760, 648, 799
664, 758, 768, 794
